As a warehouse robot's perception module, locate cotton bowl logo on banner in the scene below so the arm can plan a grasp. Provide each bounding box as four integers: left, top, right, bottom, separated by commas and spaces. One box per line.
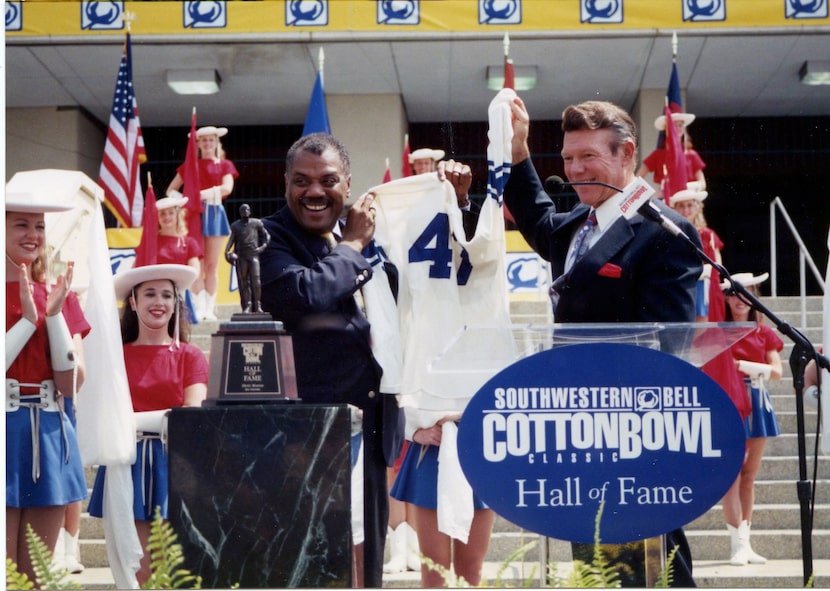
479, 0, 522, 25
682, 0, 726, 22
457, 343, 746, 544
786, 0, 828, 19
183, 1, 227, 29
580, 0, 623, 24
286, 0, 328, 27
378, 1, 419, 25
6, 1, 22, 31
81, 1, 123, 30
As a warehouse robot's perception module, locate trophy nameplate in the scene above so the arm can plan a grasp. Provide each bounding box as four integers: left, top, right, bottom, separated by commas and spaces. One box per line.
205, 319, 299, 405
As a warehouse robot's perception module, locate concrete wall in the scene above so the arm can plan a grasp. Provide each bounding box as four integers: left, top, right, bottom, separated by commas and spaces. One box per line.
328, 93, 407, 197
6, 107, 105, 182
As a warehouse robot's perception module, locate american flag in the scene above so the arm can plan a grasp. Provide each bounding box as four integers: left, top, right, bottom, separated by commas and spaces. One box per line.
99, 33, 146, 228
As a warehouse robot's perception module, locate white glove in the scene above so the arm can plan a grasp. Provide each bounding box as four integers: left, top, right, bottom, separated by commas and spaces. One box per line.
738, 359, 772, 381
200, 186, 223, 206
134, 410, 168, 434
46, 314, 77, 372
6, 318, 36, 371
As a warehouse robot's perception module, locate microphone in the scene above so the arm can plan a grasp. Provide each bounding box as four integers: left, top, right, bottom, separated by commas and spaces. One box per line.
544, 175, 623, 196
613, 176, 689, 238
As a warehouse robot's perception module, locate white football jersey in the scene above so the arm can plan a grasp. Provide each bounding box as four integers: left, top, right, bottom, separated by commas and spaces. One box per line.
369, 173, 517, 431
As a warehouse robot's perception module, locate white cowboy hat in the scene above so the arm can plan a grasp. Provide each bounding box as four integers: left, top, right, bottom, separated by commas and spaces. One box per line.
6, 169, 103, 213
155, 193, 189, 211
5, 191, 76, 213
669, 183, 708, 206
114, 264, 197, 301
654, 111, 696, 131
409, 148, 445, 163
193, 125, 228, 138
720, 272, 769, 292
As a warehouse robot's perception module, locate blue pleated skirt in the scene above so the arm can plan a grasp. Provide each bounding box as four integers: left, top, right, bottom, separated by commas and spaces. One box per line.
87, 436, 169, 521
202, 204, 230, 237
6, 406, 87, 507
390, 442, 488, 510
744, 379, 781, 439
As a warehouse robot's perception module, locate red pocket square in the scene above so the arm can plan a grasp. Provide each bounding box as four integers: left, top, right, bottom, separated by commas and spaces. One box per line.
598, 263, 622, 278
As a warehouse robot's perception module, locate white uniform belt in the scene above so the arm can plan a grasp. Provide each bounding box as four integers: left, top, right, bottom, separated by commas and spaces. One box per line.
6, 379, 69, 482
6, 379, 60, 412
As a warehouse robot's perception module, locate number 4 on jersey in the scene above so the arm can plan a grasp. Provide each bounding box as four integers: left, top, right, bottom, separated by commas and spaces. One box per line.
408, 213, 472, 285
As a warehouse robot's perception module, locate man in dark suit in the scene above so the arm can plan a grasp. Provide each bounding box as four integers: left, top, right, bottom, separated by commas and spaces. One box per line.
504, 97, 702, 586
259, 133, 404, 588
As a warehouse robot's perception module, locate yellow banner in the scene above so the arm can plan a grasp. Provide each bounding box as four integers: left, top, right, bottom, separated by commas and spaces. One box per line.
7, 1, 827, 38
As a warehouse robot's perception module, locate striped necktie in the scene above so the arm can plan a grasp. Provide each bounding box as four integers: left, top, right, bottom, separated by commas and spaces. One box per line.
550, 210, 598, 311
566, 210, 598, 272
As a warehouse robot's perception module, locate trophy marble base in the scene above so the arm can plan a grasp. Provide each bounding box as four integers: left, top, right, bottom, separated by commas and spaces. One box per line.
168, 404, 352, 588
205, 318, 299, 405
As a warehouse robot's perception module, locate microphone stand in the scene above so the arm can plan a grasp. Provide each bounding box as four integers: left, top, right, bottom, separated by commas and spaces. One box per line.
640, 201, 829, 585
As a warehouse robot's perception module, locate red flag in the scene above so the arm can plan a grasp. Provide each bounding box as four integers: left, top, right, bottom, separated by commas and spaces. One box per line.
383, 158, 392, 183
98, 33, 146, 227
662, 102, 689, 202
182, 108, 203, 244
401, 134, 412, 177
504, 57, 515, 91
133, 177, 158, 267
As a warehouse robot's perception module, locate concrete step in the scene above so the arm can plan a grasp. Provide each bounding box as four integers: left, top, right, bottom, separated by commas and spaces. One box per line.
688, 503, 830, 530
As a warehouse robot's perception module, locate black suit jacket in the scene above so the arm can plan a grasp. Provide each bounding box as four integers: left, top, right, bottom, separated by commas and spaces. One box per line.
505, 159, 702, 323
259, 207, 404, 466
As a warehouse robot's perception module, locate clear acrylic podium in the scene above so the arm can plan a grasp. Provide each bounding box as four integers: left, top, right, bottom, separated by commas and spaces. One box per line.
432, 321, 755, 587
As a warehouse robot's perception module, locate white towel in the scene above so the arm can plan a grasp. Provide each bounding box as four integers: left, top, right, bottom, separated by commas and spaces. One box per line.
436, 422, 473, 543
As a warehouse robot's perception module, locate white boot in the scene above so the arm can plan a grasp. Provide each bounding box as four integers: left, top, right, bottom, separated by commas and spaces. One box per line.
404, 522, 420, 571
193, 290, 206, 320
51, 528, 68, 571
727, 523, 749, 566
63, 530, 85, 574
204, 292, 218, 321
740, 520, 767, 564
383, 525, 407, 574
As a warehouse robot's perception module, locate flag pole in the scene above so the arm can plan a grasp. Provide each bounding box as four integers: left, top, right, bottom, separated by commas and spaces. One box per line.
318, 47, 325, 85
672, 30, 678, 61
503, 32, 510, 58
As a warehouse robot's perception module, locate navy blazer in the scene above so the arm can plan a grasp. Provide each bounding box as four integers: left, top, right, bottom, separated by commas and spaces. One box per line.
259, 207, 404, 465
505, 159, 702, 324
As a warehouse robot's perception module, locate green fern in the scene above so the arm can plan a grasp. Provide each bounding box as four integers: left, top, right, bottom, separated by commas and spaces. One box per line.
5, 558, 35, 590
5, 524, 81, 590
141, 507, 203, 589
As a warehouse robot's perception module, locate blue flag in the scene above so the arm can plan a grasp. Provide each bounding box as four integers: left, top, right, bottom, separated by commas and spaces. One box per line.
302, 71, 330, 135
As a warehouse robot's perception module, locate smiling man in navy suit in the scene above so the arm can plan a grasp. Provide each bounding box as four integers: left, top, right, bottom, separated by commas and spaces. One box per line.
504, 97, 702, 587
259, 133, 404, 588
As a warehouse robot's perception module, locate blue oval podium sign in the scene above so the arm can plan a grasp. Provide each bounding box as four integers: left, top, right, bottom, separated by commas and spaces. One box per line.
457, 343, 746, 544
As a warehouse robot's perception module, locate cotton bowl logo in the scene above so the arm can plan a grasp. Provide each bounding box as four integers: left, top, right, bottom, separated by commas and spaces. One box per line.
506, 256, 540, 292
378, 1, 419, 25
479, 0, 522, 25
286, 0, 328, 26
457, 343, 746, 544
786, 0, 828, 18
682, 0, 726, 22
184, 1, 227, 29
6, 2, 22, 31
580, 0, 623, 24
81, 1, 123, 30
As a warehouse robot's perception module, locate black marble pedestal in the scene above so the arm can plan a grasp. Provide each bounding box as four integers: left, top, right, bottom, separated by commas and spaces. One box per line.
167, 404, 352, 589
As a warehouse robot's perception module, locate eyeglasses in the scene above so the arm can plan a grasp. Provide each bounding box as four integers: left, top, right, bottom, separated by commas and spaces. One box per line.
723, 288, 737, 296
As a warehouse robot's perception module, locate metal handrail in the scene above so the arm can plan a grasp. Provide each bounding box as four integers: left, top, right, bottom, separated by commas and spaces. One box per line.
769, 196, 825, 328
